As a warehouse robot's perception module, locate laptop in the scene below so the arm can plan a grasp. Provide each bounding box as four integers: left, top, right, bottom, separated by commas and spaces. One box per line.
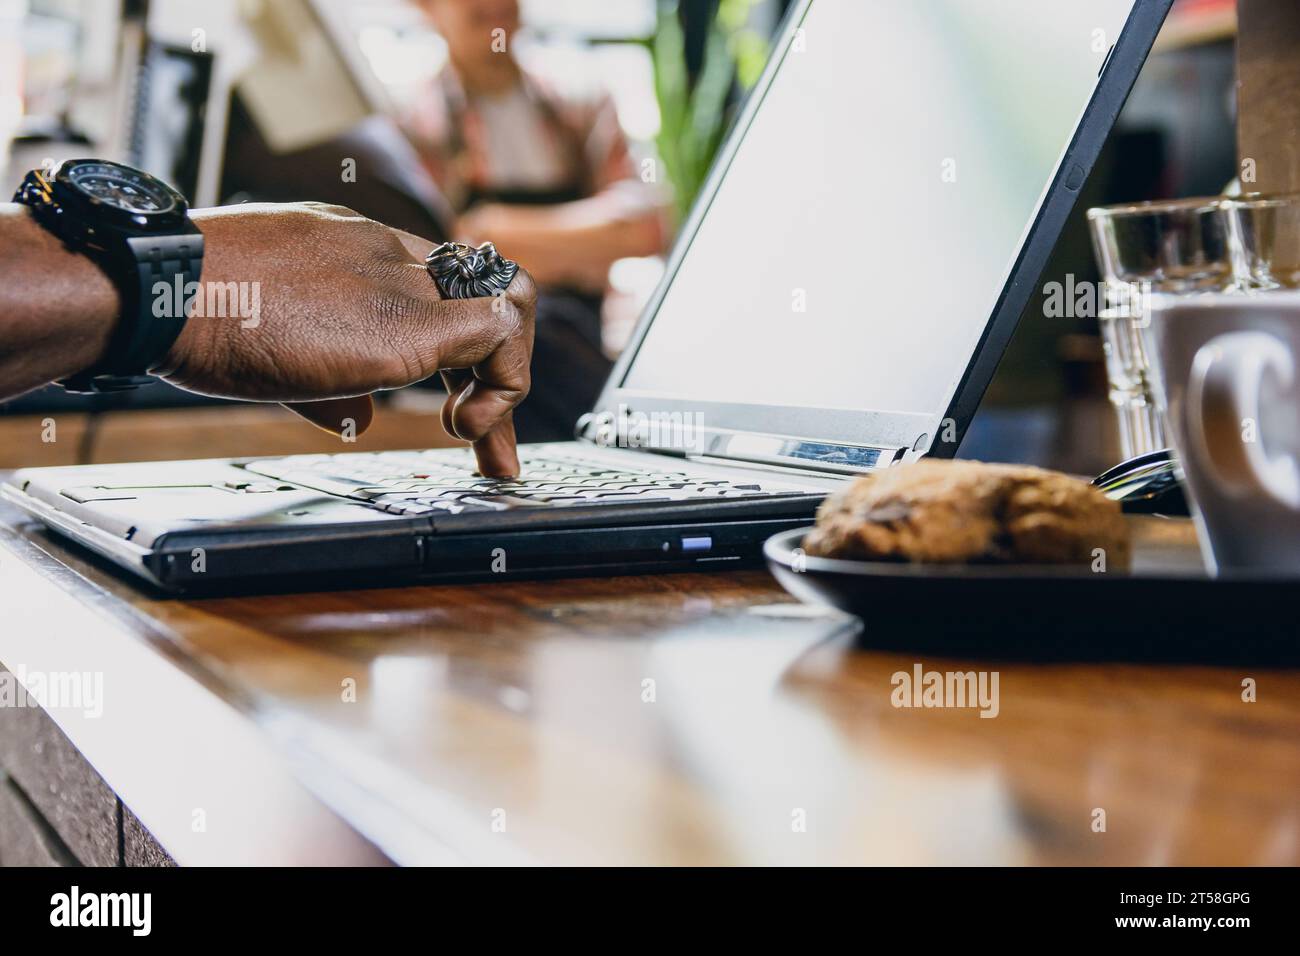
2, 0, 1172, 593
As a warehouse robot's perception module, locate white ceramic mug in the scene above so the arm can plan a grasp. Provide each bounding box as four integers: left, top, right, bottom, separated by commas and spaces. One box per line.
1147, 292, 1300, 574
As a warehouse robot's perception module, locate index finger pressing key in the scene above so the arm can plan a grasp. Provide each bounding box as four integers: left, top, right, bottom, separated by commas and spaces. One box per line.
451, 292, 532, 477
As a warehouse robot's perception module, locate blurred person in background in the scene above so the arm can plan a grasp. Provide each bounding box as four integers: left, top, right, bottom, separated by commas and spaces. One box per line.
403, 0, 669, 439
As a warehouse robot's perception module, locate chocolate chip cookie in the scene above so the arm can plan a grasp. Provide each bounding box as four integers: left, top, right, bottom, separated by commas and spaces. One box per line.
804, 459, 1130, 568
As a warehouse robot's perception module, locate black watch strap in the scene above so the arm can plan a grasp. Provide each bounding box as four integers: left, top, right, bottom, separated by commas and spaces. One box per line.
60, 230, 204, 394
61, 227, 204, 392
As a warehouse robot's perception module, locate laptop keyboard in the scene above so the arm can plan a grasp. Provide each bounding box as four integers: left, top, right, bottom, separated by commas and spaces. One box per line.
243, 448, 803, 516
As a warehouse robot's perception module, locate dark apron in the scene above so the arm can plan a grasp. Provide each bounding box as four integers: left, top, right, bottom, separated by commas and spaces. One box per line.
463, 184, 613, 443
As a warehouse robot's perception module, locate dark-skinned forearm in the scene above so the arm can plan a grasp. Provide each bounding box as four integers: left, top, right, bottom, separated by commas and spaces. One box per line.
0, 203, 120, 399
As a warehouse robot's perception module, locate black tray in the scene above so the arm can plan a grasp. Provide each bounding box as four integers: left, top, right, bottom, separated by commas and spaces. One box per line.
764, 520, 1300, 664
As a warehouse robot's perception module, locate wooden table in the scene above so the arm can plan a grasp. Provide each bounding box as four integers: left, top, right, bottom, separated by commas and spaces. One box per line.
1, 501, 1298, 866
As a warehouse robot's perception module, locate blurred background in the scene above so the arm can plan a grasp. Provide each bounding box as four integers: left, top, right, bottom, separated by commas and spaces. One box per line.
0, 0, 1237, 473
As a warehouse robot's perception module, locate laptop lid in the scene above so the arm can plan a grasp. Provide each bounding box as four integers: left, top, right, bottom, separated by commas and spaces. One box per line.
587, 0, 1172, 475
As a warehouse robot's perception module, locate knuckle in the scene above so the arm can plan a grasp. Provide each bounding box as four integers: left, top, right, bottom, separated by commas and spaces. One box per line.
298, 201, 361, 219
508, 268, 539, 314
495, 306, 532, 355
500, 350, 532, 402
368, 285, 438, 352
357, 247, 413, 283
492, 296, 523, 332
369, 286, 421, 326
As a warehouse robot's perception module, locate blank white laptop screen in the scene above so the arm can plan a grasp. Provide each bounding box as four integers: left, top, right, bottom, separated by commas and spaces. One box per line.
623, 0, 1137, 418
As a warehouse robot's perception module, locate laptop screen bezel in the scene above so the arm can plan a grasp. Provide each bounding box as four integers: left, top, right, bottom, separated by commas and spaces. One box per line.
586, 0, 1173, 464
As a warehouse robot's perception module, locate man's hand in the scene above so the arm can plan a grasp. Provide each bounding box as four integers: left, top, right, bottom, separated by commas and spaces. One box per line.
157, 203, 536, 477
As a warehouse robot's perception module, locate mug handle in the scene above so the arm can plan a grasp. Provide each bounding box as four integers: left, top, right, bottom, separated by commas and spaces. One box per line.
1187, 331, 1300, 509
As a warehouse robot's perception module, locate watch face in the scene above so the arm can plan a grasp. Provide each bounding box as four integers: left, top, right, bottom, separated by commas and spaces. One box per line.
63, 162, 179, 215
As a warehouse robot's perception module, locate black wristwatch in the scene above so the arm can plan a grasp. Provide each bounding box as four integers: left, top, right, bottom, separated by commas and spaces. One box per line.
13, 159, 203, 393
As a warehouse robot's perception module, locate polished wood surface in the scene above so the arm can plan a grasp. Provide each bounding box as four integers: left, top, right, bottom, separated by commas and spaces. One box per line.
2, 499, 1297, 866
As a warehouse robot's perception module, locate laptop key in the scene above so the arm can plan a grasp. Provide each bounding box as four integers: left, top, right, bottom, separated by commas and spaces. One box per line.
457, 496, 533, 510
413, 499, 467, 514
587, 494, 672, 504
371, 499, 432, 515
246, 450, 800, 515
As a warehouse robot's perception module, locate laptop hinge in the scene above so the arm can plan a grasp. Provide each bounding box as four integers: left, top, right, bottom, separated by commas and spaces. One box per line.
576, 414, 905, 476
689, 432, 906, 476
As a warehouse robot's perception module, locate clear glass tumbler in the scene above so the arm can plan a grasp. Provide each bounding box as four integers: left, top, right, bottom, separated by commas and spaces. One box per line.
1086, 198, 1234, 459
1222, 193, 1300, 291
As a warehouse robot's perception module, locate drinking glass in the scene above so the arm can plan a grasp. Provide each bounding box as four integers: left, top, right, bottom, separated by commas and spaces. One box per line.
1221, 193, 1300, 291
1086, 198, 1233, 459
